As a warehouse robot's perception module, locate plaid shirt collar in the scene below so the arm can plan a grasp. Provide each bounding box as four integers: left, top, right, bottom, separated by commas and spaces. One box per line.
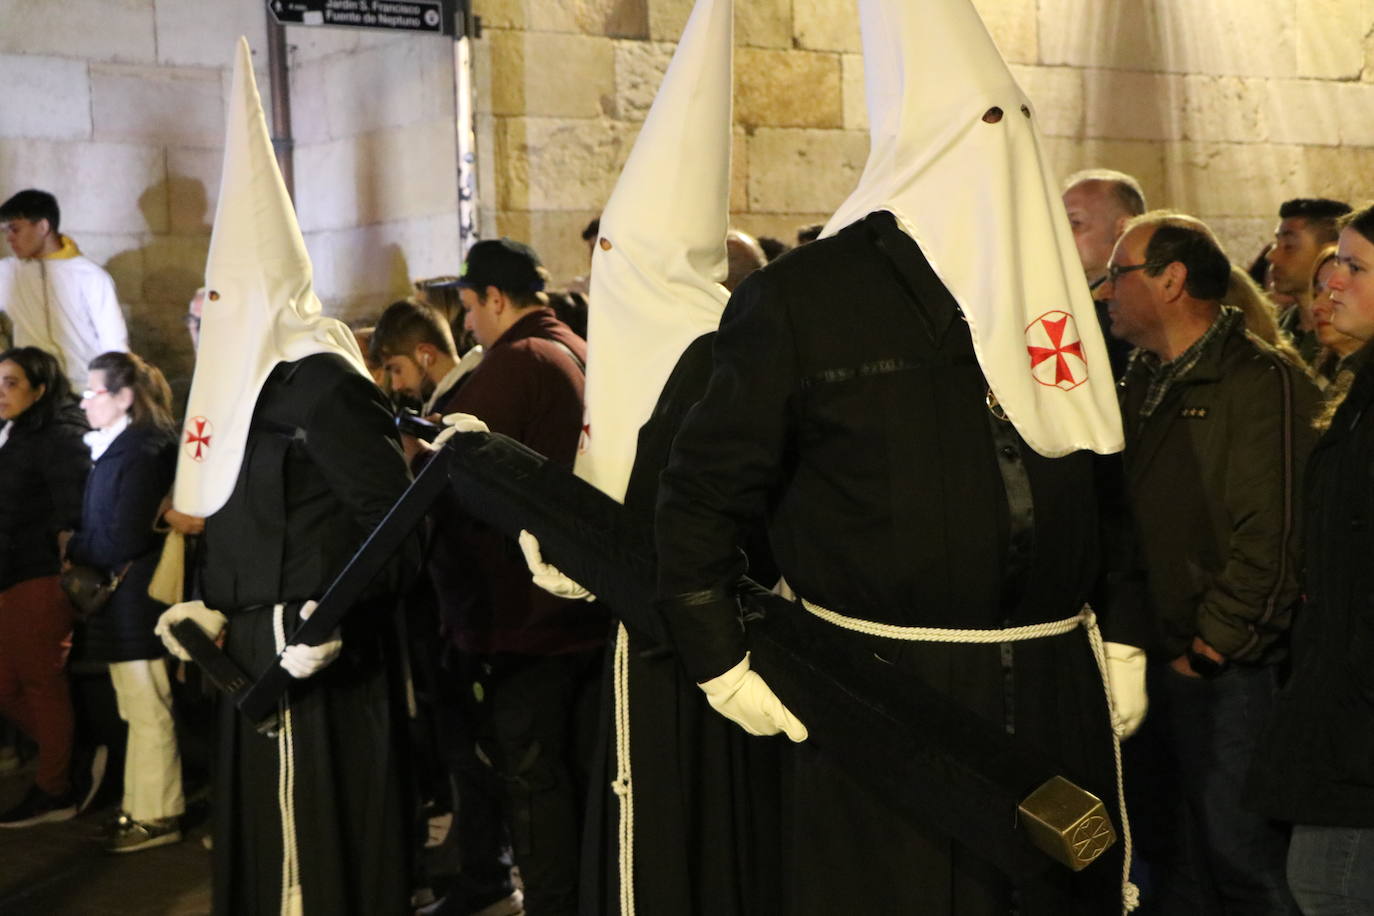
1129, 306, 1241, 418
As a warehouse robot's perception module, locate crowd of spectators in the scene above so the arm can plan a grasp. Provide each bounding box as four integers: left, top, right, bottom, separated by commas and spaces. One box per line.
5, 170, 1374, 915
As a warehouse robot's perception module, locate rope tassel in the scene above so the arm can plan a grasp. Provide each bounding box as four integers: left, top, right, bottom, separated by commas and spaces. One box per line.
612, 623, 636, 916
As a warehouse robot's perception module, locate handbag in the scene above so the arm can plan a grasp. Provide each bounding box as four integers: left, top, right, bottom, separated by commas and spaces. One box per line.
146, 529, 185, 606
60, 561, 131, 621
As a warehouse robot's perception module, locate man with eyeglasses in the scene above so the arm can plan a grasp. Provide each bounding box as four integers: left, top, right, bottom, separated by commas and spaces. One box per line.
1100, 210, 1317, 914
0, 189, 127, 390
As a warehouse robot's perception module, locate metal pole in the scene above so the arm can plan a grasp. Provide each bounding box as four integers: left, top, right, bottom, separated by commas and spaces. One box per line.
453, 0, 479, 255
266, 16, 295, 200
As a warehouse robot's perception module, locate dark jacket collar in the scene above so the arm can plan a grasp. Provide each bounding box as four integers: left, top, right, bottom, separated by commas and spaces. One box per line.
860, 210, 960, 345
97, 421, 173, 463
491, 307, 571, 350
10, 398, 88, 438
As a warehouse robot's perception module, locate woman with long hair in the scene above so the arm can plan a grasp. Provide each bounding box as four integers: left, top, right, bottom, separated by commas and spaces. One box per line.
1307, 244, 1364, 390
0, 347, 91, 827
1250, 203, 1374, 911
66, 351, 184, 852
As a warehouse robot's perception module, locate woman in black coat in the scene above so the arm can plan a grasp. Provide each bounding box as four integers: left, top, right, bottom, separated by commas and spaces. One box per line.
0, 347, 90, 827
66, 351, 182, 853
1249, 205, 1374, 912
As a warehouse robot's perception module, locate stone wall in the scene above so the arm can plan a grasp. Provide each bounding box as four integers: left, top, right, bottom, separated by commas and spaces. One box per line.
0, 0, 462, 399
474, 0, 1374, 284
3, 0, 1374, 396
288, 26, 461, 322
0, 0, 273, 396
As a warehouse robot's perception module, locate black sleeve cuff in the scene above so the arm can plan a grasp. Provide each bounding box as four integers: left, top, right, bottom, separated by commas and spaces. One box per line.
658, 588, 748, 683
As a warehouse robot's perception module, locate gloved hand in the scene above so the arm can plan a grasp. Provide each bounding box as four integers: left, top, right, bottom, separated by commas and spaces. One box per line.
1104, 641, 1148, 738
433, 412, 490, 447
279, 601, 342, 679
698, 652, 808, 742
154, 600, 228, 662
518, 530, 595, 601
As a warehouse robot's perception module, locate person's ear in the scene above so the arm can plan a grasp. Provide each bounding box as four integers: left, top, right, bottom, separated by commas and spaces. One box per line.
485, 286, 506, 314
1160, 261, 1188, 301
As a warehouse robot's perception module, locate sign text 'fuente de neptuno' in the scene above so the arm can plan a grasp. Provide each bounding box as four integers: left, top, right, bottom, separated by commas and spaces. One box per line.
268, 0, 455, 36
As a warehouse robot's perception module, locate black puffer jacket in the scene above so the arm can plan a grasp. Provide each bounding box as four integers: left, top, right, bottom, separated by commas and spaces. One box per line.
68, 423, 176, 662
1249, 347, 1374, 826
0, 400, 89, 593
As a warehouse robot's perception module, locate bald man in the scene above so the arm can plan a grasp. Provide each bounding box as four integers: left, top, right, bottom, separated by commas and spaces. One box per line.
1062, 170, 1147, 377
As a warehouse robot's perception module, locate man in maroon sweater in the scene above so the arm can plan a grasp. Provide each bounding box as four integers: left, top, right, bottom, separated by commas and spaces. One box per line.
401, 239, 603, 916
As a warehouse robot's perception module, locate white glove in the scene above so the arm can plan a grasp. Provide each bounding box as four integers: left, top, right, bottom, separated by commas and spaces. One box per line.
278, 600, 342, 679
154, 600, 228, 662
1104, 641, 1148, 738
433, 412, 490, 447
518, 530, 595, 601
698, 652, 808, 742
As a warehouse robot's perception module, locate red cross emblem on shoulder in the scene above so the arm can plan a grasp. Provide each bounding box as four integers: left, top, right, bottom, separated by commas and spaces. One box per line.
1025, 310, 1088, 391
184, 416, 213, 462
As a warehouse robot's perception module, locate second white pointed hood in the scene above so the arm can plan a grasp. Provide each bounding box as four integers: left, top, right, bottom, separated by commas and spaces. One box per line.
824, 0, 1122, 457
574, 0, 734, 502
174, 37, 368, 517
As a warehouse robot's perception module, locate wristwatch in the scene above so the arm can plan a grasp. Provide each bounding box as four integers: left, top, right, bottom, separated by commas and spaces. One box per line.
1186, 647, 1228, 679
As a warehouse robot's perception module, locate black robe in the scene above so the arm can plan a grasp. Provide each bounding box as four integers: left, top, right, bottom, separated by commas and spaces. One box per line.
200, 353, 421, 916
580, 333, 784, 916
655, 212, 1130, 915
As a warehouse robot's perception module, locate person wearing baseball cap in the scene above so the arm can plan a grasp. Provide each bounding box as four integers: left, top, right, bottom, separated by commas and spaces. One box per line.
408, 234, 597, 915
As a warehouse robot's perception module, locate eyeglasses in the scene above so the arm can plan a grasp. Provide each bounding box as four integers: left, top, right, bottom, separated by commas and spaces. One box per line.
1093, 262, 1150, 290
80, 388, 109, 400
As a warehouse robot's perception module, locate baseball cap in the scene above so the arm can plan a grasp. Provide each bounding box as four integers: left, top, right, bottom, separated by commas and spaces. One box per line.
458, 238, 547, 295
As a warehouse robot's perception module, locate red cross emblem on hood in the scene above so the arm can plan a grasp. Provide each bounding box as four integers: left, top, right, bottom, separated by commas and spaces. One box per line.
184, 416, 213, 462
1025, 311, 1087, 391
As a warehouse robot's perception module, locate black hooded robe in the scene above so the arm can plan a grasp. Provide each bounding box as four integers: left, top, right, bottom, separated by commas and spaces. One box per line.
580, 333, 785, 916
199, 353, 420, 916
654, 212, 1130, 916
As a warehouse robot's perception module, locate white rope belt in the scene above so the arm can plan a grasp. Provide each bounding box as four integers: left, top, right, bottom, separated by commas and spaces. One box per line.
611, 623, 635, 916
800, 599, 1085, 643
800, 598, 1139, 914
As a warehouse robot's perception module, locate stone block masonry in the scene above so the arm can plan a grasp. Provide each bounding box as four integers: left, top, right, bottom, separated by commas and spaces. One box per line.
473, 0, 1374, 289
3, 0, 1374, 402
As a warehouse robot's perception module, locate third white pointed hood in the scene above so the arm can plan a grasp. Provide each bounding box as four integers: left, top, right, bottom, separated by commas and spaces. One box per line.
824, 0, 1122, 457
174, 37, 368, 517
575, 0, 733, 502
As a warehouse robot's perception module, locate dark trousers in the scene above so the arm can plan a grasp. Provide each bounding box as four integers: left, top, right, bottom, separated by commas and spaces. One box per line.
444, 655, 516, 913
0, 575, 75, 796
461, 648, 602, 916
1287, 825, 1374, 915
1126, 662, 1298, 915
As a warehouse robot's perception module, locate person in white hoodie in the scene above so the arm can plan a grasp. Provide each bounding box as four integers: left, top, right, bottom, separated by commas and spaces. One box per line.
0, 190, 128, 390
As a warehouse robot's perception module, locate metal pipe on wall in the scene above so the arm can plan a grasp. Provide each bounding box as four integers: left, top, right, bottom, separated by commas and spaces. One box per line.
266, 17, 295, 199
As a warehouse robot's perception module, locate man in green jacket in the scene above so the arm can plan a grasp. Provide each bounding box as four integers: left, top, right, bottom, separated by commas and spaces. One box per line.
1100, 210, 1317, 914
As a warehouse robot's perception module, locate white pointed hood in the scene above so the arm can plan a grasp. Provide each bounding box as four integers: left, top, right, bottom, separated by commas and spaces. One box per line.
824, 0, 1122, 457
574, 0, 733, 501
174, 37, 368, 516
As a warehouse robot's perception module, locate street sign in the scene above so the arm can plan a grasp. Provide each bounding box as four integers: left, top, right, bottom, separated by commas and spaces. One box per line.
268, 0, 454, 36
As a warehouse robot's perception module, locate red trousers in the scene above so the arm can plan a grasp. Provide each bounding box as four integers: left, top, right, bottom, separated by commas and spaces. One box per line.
0, 575, 75, 795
